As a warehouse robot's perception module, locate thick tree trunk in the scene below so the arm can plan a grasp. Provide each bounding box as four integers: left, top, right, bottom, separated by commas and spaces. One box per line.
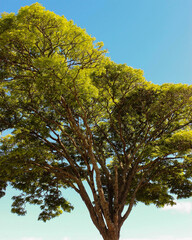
102, 234, 119, 240
103, 237, 119, 240
103, 236, 119, 240
101, 229, 120, 240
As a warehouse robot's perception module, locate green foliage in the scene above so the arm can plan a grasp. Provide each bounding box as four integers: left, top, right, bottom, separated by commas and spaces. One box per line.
0, 3, 105, 221
0, 3, 191, 233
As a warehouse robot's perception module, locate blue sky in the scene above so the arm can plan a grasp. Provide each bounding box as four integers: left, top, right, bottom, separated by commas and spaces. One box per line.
0, 1, 192, 240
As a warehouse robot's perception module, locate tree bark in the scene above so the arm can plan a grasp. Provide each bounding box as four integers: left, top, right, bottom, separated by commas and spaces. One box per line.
101, 229, 120, 240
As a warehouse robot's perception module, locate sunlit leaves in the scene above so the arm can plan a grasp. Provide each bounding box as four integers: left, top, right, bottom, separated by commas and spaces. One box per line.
0, 3, 192, 228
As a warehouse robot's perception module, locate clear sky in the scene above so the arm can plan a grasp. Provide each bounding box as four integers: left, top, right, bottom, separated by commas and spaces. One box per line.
0, 0, 192, 240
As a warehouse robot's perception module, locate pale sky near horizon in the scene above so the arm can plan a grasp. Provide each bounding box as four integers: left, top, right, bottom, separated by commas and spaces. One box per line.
0, 0, 192, 240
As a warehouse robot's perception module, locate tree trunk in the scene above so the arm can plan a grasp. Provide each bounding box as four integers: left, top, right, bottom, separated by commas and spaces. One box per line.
101, 229, 120, 240
103, 236, 119, 240
103, 235, 119, 240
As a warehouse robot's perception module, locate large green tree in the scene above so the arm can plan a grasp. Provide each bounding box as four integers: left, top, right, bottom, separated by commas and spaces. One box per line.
0, 4, 192, 240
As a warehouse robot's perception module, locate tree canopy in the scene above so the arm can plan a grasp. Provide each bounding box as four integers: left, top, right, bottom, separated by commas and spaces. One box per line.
0, 3, 192, 240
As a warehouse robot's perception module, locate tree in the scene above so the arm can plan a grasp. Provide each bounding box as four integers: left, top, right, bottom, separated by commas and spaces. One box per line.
0, 3, 192, 240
